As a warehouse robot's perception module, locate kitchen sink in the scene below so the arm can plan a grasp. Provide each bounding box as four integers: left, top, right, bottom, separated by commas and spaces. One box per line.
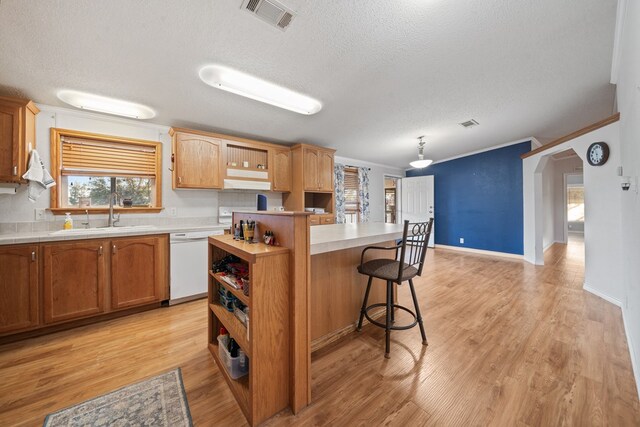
50, 225, 158, 235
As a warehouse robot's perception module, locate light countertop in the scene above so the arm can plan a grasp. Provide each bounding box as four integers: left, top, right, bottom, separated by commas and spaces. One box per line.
309, 222, 404, 255
0, 224, 229, 245
0, 221, 404, 251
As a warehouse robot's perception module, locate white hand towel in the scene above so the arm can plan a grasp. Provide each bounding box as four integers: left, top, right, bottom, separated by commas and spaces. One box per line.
22, 149, 56, 202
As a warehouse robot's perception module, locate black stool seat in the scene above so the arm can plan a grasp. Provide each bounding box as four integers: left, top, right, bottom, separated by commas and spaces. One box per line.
356, 218, 434, 358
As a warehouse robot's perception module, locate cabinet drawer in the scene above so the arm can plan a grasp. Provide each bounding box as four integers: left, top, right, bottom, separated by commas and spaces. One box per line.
309, 214, 334, 226
320, 214, 335, 224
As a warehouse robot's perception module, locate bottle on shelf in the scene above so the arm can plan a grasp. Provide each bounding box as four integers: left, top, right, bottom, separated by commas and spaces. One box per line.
218, 327, 229, 347
228, 337, 240, 358
238, 349, 247, 371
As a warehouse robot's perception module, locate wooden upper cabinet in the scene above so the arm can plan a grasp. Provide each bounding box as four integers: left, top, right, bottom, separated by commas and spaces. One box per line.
111, 235, 168, 310
42, 240, 107, 324
318, 150, 334, 192
170, 128, 222, 189
0, 96, 39, 183
0, 245, 39, 334
303, 147, 320, 191
272, 148, 291, 192
302, 146, 334, 192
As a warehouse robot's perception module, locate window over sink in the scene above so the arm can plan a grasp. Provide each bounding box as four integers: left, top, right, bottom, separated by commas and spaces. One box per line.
50, 128, 162, 214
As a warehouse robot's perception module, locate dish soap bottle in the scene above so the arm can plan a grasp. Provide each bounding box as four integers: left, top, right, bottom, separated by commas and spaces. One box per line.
63, 212, 73, 230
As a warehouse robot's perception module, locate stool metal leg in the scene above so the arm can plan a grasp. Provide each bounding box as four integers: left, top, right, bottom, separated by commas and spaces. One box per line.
390, 283, 395, 324
385, 280, 392, 358
357, 276, 373, 332
409, 279, 428, 345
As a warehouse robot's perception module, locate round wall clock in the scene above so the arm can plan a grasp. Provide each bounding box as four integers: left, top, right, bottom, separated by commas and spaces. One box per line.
587, 142, 609, 166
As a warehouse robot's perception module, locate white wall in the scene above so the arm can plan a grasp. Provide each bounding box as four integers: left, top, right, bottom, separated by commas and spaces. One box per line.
0, 104, 282, 225
542, 160, 555, 251
334, 155, 404, 223
615, 0, 640, 398
523, 122, 624, 304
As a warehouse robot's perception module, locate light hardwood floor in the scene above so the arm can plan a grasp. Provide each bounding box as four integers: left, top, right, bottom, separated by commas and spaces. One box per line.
0, 238, 638, 426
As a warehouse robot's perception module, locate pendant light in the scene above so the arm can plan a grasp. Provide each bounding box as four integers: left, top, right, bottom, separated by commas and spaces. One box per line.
409, 136, 433, 168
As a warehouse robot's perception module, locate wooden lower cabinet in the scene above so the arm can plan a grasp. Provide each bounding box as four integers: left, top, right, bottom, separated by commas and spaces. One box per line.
42, 240, 109, 324
111, 235, 168, 310
42, 240, 107, 324
0, 234, 169, 338
0, 245, 39, 334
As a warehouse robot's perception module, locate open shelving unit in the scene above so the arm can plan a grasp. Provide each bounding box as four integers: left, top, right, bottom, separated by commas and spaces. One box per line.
207, 234, 290, 426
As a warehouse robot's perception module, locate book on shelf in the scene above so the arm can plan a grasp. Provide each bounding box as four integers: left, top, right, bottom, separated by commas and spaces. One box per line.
219, 273, 241, 290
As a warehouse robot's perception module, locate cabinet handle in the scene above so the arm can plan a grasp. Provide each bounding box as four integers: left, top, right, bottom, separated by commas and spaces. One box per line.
31, 251, 36, 261
168, 153, 175, 172
112, 244, 117, 255
13, 166, 17, 176
99, 245, 103, 255
178, 176, 182, 184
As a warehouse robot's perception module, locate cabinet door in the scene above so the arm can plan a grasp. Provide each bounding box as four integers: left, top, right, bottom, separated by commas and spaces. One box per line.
303, 148, 319, 191
111, 236, 167, 310
43, 241, 107, 324
0, 245, 39, 334
174, 132, 222, 189
0, 104, 20, 182
318, 150, 334, 192
272, 149, 291, 192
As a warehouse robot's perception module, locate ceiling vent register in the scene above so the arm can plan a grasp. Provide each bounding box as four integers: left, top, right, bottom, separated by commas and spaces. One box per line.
459, 119, 479, 128
241, 0, 296, 31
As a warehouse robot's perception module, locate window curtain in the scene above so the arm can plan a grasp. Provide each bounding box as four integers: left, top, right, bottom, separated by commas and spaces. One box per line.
334, 163, 346, 224
357, 167, 370, 222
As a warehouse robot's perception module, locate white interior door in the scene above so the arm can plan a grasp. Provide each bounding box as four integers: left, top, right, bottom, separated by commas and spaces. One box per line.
400, 175, 435, 247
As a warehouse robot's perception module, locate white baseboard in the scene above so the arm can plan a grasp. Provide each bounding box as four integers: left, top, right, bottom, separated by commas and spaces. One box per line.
622, 306, 640, 401
543, 240, 563, 252
582, 283, 622, 307
435, 244, 523, 260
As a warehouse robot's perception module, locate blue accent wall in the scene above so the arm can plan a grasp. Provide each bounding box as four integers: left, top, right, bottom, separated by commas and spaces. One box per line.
406, 142, 531, 255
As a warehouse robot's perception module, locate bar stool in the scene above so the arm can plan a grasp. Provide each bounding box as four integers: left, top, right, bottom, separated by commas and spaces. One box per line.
356, 218, 434, 358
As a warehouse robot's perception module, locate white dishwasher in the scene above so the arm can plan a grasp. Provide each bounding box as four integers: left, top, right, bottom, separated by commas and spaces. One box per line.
170, 229, 224, 304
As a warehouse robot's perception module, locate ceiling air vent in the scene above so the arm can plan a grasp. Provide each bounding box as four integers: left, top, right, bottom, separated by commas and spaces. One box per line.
241, 0, 296, 31
459, 119, 479, 128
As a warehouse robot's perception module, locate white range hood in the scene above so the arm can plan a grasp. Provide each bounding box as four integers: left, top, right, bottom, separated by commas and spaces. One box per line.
223, 179, 272, 191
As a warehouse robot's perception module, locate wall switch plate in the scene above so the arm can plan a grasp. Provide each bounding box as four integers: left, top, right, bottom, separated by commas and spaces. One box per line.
169, 207, 177, 217
35, 208, 45, 221
459, 237, 464, 244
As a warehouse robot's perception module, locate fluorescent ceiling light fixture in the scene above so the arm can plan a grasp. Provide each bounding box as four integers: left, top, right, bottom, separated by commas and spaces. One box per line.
199, 65, 322, 115
57, 90, 156, 119
409, 136, 433, 168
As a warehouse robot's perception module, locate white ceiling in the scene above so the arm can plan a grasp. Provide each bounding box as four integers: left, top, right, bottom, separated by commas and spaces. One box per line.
0, 0, 618, 168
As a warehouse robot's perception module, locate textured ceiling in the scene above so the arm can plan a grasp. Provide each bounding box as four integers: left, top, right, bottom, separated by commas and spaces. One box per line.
0, 0, 617, 168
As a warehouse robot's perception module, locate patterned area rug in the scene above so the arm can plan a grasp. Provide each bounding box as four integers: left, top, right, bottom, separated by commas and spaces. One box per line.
43, 368, 192, 427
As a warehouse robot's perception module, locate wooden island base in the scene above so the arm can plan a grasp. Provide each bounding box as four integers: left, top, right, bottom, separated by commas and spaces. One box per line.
310, 241, 396, 352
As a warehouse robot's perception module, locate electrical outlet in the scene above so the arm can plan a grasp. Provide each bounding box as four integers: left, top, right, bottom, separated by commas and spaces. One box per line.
169, 207, 177, 217
459, 237, 464, 244
35, 208, 45, 221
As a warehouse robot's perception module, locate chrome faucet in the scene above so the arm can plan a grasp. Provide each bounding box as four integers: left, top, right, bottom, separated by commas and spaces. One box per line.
108, 192, 121, 227
81, 209, 91, 229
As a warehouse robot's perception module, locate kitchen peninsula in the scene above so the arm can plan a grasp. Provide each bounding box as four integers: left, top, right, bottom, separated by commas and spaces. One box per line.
309, 222, 404, 351
226, 211, 403, 423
